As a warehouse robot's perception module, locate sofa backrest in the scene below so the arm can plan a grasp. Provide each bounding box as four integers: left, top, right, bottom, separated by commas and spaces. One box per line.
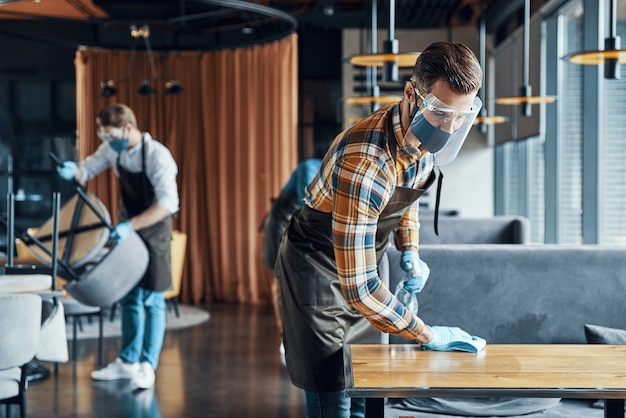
386, 244, 626, 345
418, 216, 531, 244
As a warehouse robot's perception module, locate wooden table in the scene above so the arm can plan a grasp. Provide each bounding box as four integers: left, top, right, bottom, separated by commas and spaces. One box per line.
345, 344, 626, 418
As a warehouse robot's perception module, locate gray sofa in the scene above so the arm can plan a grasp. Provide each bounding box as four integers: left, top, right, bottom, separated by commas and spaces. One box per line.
382, 243, 626, 417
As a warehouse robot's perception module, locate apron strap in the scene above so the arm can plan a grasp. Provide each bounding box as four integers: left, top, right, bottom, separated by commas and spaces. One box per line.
434, 167, 443, 236
387, 107, 442, 237
386, 113, 397, 162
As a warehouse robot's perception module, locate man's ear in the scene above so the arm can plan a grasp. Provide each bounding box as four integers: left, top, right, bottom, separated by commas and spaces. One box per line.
403, 81, 415, 100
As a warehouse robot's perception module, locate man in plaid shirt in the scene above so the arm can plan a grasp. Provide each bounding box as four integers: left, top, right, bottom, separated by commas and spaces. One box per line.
276, 42, 485, 418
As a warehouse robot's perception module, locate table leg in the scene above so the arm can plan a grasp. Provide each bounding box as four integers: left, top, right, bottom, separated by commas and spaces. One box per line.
365, 398, 384, 418
605, 399, 625, 418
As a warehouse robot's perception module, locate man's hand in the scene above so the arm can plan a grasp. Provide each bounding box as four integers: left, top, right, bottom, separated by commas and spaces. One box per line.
110, 221, 133, 243
421, 326, 486, 352
400, 250, 430, 293
56, 161, 77, 181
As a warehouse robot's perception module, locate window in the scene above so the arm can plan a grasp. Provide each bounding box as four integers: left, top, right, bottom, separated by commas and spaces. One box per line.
557, 0, 584, 244
599, 17, 626, 244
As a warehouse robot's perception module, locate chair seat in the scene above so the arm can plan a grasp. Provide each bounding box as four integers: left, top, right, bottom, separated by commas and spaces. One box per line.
64, 231, 149, 307
61, 297, 101, 315
0, 367, 21, 399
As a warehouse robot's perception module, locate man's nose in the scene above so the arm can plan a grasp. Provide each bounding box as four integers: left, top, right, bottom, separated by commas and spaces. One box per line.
439, 118, 458, 133
442, 114, 467, 133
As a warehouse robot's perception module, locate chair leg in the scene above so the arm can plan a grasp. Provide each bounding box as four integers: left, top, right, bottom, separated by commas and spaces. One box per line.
109, 303, 118, 321
97, 311, 103, 368
72, 316, 78, 362
19, 365, 27, 418
170, 297, 180, 318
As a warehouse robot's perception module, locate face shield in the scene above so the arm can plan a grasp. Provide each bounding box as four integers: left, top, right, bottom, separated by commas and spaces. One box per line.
406, 90, 481, 165
97, 126, 124, 142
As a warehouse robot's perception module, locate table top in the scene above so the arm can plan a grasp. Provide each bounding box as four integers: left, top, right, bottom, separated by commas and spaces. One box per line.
345, 344, 626, 399
0, 274, 53, 294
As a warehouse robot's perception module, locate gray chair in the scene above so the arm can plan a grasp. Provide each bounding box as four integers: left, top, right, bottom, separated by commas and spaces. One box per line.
0, 293, 42, 418
16, 185, 146, 368
24, 183, 149, 308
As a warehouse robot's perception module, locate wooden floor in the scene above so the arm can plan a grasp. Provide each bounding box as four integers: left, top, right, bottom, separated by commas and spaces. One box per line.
7, 303, 305, 418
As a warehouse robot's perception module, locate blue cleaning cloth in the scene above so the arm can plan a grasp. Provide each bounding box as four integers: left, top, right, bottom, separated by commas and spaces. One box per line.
423, 336, 487, 353
421, 326, 487, 353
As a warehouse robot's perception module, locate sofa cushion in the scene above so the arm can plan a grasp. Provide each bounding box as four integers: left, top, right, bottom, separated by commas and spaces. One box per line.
584, 324, 626, 345
388, 397, 561, 416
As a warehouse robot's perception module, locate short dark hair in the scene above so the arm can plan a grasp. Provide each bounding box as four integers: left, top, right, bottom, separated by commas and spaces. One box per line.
96, 103, 137, 128
411, 42, 482, 95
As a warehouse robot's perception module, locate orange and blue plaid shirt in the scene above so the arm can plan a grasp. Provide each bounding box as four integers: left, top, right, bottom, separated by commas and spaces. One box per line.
304, 102, 435, 340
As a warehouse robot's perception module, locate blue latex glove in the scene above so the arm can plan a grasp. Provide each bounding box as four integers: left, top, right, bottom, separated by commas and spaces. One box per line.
110, 221, 133, 243
56, 161, 77, 181
421, 326, 487, 353
400, 250, 430, 293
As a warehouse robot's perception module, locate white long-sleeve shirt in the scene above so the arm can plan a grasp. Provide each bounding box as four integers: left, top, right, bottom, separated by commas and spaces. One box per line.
78, 132, 179, 215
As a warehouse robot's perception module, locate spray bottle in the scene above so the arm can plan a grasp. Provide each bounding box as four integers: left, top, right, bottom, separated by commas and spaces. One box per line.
394, 262, 419, 315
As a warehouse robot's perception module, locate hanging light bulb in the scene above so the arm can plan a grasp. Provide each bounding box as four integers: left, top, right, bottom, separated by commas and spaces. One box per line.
164, 80, 184, 95
99, 80, 117, 97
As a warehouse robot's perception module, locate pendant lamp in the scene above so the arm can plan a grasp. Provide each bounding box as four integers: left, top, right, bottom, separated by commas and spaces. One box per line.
99, 25, 184, 97
345, 0, 420, 82
563, 0, 625, 79
344, 0, 401, 113
474, 0, 508, 132
495, 0, 556, 116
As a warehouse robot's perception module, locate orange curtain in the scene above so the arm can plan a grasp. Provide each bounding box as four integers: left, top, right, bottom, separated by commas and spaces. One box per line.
74, 35, 298, 304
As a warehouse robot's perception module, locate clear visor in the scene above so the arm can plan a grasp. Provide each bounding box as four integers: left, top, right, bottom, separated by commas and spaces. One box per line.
97, 127, 124, 142
407, 91, 482, 165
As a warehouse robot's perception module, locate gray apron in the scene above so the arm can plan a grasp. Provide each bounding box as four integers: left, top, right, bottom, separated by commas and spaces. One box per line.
117, 137, 172, 292
276, 116, 435, 392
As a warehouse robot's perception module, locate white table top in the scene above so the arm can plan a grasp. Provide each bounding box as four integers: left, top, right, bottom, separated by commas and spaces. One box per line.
0, 274, 52, 294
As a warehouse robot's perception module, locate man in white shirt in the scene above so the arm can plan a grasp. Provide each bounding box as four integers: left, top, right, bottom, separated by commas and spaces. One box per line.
57, 103, 179, 389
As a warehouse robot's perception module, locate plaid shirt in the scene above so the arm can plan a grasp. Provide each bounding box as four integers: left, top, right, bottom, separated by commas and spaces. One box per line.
304, 102, 435, 341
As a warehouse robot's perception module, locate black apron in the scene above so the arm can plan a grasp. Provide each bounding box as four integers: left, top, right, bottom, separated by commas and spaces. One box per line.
261, 191, 300, 270
276, 115, 435, 392
117, 137, 172, 292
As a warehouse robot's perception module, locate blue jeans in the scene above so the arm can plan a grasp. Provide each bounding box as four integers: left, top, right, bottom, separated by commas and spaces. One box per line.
119, 287, 166, 369
304, 390, 365, 418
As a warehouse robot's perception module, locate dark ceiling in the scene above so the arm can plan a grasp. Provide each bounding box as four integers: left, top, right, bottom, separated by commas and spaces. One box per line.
0, 0, 528, 51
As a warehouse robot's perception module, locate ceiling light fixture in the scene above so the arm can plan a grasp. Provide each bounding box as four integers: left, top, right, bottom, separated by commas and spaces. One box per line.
563, 0, 625, 79
475, 0, 508, 132
99, 80, 117, 97
164, 79, 184, 95
345, 0, 412, 115
347, 0, 419, 82
99, 24, 183, 97
495, 0, 555, 116
345, 0, 383, 113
